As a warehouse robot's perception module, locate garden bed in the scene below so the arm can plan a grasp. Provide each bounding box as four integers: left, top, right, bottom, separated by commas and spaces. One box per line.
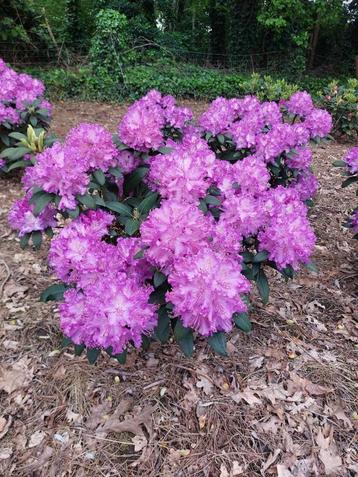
0, 101, 357, 477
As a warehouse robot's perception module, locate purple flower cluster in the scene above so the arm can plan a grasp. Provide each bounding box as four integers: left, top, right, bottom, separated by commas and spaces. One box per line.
11, 90, 332, 356
119, 90, 192, 151
23, 123, 118, 210
342, 147, 358, 237
0, 58, 51, 125
344, 147, 358, 174
51, 210, 156, 354
8, 193, 56, 236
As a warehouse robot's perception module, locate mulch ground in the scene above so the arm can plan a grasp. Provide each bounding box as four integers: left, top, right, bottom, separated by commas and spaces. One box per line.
0, 101, 357, 477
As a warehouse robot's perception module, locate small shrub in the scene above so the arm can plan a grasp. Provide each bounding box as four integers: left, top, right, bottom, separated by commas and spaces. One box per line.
0, 58, 52, 172
317, 79, 358, 141
9, 89, 331, 362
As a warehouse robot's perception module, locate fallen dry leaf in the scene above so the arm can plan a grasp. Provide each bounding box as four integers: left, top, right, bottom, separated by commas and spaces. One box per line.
0, 357, 34, 394
28, 430, 45, 448
0, 447, 12, 460
316, 425, 343, 475
0, 416, 12, 440
231, 388, 262, 406
276, 464, 294, 477
99, 405, 154, 438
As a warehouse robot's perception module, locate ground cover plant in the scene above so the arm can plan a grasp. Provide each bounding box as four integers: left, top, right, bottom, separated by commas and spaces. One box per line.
8, 89, 333, 362
0, 59, 52, 173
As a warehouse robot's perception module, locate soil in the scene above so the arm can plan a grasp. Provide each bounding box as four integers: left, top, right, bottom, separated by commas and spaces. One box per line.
0, 101, 357, 477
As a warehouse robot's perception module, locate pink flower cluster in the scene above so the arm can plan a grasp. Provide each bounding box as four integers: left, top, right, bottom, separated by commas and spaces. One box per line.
119, 90, 192, 151
51, 210, 156, 354
344, 147, 358, 174
8, 193, 56, 237
23, 123, 118, 210
11, 89, 333, 355
0, 58, 51, 126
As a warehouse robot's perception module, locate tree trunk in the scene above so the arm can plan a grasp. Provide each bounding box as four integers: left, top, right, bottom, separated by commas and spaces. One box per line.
209, 0, 227, 66
309, 22, 320, 70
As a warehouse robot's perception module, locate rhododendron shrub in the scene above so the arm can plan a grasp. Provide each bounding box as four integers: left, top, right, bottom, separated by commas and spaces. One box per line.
334, 147, 358, 239
0, 59, 52, 172
10, 90, 331, 362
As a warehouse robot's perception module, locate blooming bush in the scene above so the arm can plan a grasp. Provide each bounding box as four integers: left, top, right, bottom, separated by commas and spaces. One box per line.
9, 89, 331, 362
0, 58, 52, 173
335, 147, 358, 239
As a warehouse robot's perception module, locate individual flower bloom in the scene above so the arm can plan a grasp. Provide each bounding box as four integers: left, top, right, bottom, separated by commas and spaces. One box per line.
211, 155, 269, 197
0, 67, 19, 102
14, 73, 45, 109
65, 123, 118, 171
255, 124, 297, 163
167, 248, 250, 336
199, 97, 236, 135
262, 186, 307, 219
228, 116, 258, 149
140, 200, 214, 271
286, 146, 312, 170
233, 95, 261, 117
258, 210, 316, 270
292, 123, 310, 145
211, 218, 243, 257
235, 155, 270, 194
161, 94, 193, 129
115, 237, 153, 283
304, 109, 332, 138
258, 101, 282, 126
290, 172, 319, 201
220, 193, 266, 238
117, 150, 140, 174
40, 99, 52, 117
148, 136, 216, 202
49, 210, 114, 284
23, 143, 90, 210
286, 91, 314, 117
0, 159, 5, 169
8, 193, 56, 237
119, 95, 165, 151
344, 147, 358, 174
59, 274, 157, 354
0, 103, 20, 125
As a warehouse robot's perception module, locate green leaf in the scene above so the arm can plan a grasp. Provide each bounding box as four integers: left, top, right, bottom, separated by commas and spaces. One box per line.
217, 134, 225, 144
40, 283, 67, 302
199, 199, 208, 213
77, 194, 96, 209
205, 195, 221, 206
256, 269, 269, 304
31, 231, 42, 250
233, 312, 252, 332
6, 160, 31, 171
134, 248, 145, 259
104, 201, 132, 216
108, 166, 122, 178
125, 218, 139, 236
8, 132, 27, 141
208, 331, 227, 356
33, 192, 54, 216
252, 251, 269, 263
137, 192, 159, 215
94, 196, 106, 207
342, 176, 358, 188
87, 348, 101, 364
44, 227, 54, 238
333, 160, 346, 167
61, 336, 72, 347
153, 270, 167, 288
93, 169, 106, 186
114, 350, 127, 364
305, 261, 318, 273
74, 344, 85, 356
68, 206, 80, 219
174, 321, 194, 357
20, 233, 30, 249
154, 307, 171, 343
158, 146, 173, 154
0, 146, 31, 160
124, 166, 149, 194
